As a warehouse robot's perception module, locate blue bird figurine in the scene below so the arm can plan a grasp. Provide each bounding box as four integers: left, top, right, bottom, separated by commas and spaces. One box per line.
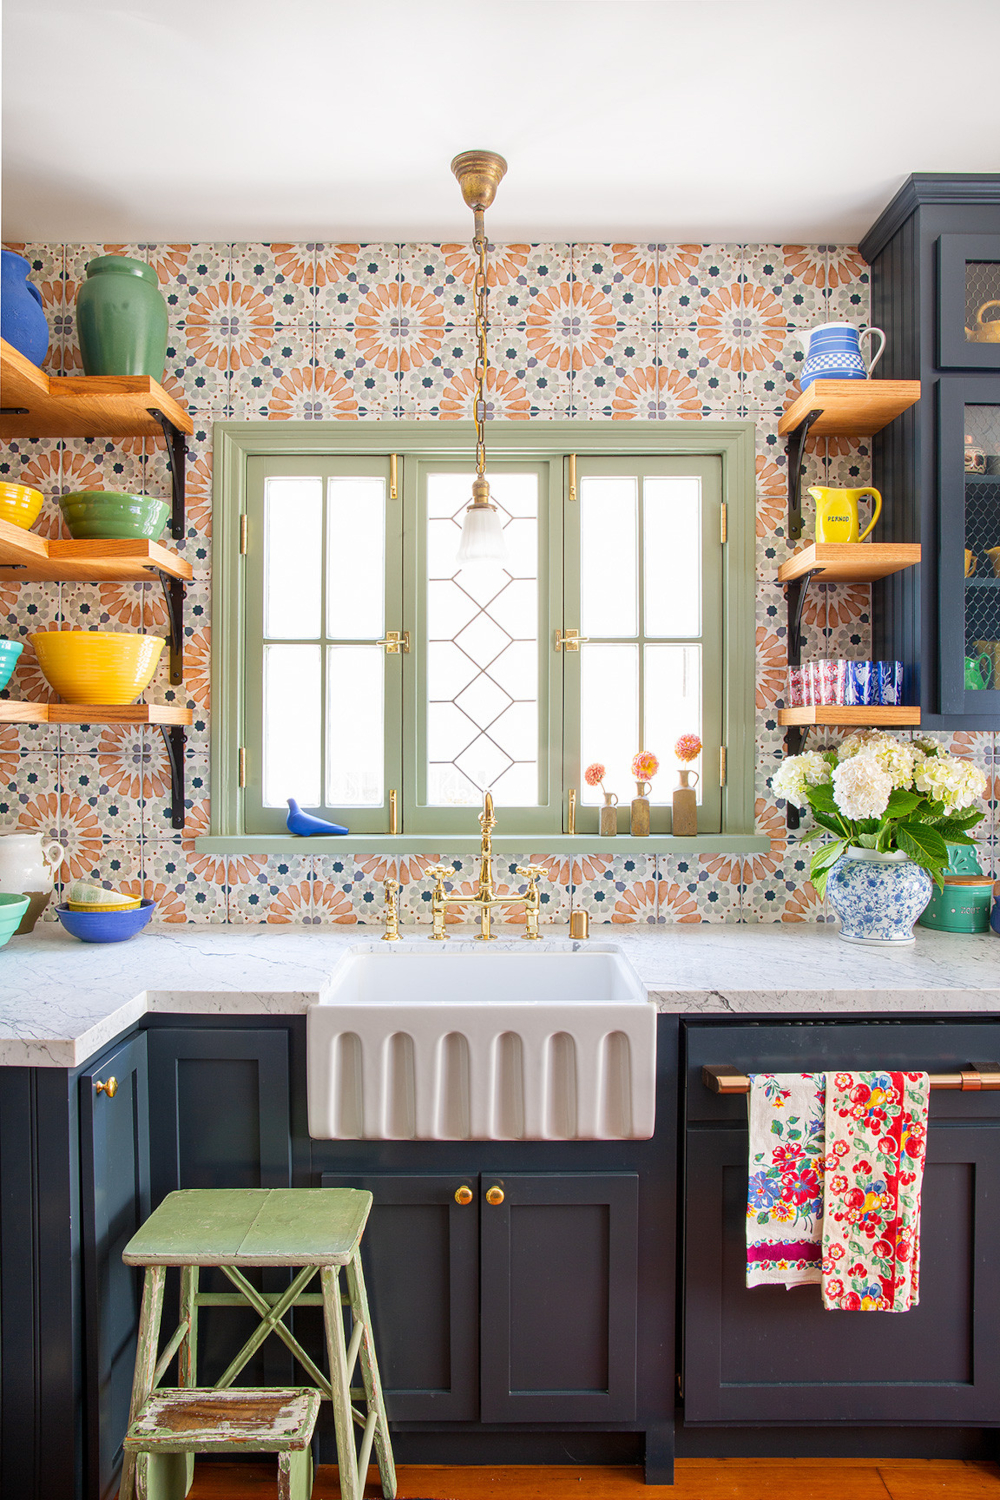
286, 798, 349, 837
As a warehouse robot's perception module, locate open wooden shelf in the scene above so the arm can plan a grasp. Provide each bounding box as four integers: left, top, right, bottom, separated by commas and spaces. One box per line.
778, 542, 921, 583
778, 706, 921, 727
0, 703, 191, 726
0, 517, 193, 583
778, 379, 921, 438
0, 338, 192, 438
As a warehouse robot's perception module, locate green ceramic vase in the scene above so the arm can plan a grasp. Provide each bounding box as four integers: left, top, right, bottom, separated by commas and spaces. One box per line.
76, 255, 168, 379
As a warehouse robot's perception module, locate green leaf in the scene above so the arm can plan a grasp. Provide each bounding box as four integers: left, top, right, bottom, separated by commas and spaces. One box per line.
757, 1212, 769, 1225
896, 820, 949, 865
770, 1119, 783, 1137
805, 782, 839, 817
884, 788, 922, 818
809, 837, 849, 899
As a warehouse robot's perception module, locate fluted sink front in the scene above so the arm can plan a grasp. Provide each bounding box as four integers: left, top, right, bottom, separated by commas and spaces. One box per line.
307, 947, 656, 1141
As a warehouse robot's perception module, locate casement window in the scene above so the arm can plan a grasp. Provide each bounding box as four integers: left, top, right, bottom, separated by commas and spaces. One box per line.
205, 422, 759, 852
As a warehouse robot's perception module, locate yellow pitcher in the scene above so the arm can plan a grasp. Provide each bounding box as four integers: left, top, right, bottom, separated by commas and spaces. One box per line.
808, 486, 882, 544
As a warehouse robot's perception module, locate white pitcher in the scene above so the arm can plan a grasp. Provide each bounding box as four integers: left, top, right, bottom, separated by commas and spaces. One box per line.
0, 832, 66, 933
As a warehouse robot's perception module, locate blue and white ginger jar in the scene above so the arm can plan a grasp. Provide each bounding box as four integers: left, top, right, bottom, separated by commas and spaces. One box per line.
827, 847, 933, 946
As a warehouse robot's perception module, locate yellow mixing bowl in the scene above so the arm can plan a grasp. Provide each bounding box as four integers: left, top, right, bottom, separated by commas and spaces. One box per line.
30, 631, 165, 704
0, 482, 44, 530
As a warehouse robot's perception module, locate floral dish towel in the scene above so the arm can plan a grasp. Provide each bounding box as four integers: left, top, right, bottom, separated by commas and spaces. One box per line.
821, 1070, 930, 1312
746, 1073, 826, 1290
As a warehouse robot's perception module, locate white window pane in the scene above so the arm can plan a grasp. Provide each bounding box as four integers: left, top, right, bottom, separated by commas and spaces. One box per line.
645, 644, 702, 804
580, 644, 639, 805
580, 476, 638, 638
262, 644, 321, 806
326, 646, 384, 806
326, 477, 386, 639
644, 477, 701, 638
264, 477, 322, 639
426, 470, 539, 806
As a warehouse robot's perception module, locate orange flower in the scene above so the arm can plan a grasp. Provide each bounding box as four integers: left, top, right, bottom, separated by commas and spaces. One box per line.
631, 750, 659, 781
674, 734, 701, 763
526, 283, 615, 372
584, 762, 606, 787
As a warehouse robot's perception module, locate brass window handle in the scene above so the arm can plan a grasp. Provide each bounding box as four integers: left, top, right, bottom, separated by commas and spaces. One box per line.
454, 1186, 474, 1206
376, 630, 410, 654
554, 629, 588, 652
95, 1077, 118, 1098
485, 1185, 504, 1206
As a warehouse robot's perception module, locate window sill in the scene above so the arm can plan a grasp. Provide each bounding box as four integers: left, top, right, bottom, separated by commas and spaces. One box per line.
194, 834, 771, 856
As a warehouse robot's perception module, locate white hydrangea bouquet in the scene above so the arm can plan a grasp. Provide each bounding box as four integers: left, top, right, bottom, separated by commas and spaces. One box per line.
771, 731, 987, 897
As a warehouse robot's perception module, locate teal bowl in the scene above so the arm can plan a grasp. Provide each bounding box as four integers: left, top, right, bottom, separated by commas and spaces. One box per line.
0, 893, 30, 948
58, 490, 170, 542
0, 639, 24, 692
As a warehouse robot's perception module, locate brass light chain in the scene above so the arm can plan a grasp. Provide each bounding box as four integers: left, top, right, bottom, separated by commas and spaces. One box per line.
473, 211, 490, 479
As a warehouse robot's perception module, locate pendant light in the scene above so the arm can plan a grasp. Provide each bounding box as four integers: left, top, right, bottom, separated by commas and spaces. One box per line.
451, 149, 509, 567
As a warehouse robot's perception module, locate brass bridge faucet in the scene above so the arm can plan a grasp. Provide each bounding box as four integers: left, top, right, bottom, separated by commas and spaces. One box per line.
426, 792, 546, 941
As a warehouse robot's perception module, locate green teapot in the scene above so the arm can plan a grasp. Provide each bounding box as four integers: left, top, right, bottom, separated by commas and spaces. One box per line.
964, 653, 991, 689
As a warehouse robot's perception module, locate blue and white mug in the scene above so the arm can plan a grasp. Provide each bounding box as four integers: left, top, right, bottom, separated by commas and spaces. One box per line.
799, 322, 886, 391
845, 660, 878, 706
876, 660, 903, 706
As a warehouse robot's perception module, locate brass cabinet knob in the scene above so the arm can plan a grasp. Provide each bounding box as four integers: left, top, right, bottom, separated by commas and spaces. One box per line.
454, 1186, 474, 1206
95, 1077, 118, 1098
485, 1185, 504, 1206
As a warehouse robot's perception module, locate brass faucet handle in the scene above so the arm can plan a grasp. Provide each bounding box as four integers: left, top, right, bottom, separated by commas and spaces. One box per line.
516, 864, 547, 883
426, 864, 454, 886
382, 878, 401, 895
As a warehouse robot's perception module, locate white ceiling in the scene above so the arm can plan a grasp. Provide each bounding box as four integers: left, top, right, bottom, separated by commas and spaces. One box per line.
3, 0, 1000, 246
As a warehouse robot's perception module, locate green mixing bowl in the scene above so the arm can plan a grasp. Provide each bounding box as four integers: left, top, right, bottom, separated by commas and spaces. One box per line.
0, 893, 30, 949
58, 490, 170, 542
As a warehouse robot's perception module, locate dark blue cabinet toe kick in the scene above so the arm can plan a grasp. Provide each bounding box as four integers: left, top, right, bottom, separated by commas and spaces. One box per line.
4, 1012, 1000, 1499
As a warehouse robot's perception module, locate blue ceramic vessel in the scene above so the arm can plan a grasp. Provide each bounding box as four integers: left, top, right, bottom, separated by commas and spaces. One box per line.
827, 847, 932, 945
286, 798, 349, 836
55, 899, 156, 943
1, 250, 50, 367
0, 639, 24, 692
799, 321, 885, 392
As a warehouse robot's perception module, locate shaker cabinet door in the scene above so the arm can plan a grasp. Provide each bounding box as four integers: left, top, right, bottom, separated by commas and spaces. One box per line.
480, 1172, 639, 1424
320, 1172, 480, 1421
80, 1032, 150, 1500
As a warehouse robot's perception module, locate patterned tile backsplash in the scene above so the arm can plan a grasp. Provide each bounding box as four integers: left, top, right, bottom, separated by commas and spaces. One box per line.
2, 240, 995, 924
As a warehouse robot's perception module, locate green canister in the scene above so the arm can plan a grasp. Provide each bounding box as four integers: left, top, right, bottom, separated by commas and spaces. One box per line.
918, 875, 994, 933
76, 255, 168, 379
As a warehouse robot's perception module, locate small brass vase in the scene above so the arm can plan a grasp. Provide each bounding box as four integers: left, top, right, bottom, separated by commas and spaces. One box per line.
599, 791, 618, 837
630, 781, 650, 837
672, 768, 699, 837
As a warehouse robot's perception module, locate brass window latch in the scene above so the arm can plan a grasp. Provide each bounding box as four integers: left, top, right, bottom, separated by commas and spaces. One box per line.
376, 630, 410, 654
554, 629, 588, 652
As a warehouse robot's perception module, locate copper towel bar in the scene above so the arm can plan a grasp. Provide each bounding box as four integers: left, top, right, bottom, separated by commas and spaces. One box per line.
702, 1063, 1000, 1095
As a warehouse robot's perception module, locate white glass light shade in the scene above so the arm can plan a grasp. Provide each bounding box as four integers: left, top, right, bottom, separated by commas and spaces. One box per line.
456, 502, 508, 566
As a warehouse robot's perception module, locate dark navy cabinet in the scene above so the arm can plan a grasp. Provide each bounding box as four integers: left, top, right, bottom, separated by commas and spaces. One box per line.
682, 1021, 1000, 1430
320, 1171, 639, 1428
861, 173, 1000, 727
80, 1033, 149, 1500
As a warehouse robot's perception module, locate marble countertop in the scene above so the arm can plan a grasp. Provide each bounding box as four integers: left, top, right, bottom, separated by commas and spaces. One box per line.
2, 921, 999, 1069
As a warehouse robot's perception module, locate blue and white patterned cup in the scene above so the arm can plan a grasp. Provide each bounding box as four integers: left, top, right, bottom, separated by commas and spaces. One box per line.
845, 660, 877, 706
876, 660, 903, 706
799, 322, 886, 391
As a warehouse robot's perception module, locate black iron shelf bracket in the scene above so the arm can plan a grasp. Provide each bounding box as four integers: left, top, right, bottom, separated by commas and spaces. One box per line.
786, 408, 823, 540
148, 409, 188, 542
158, 724, 187, 831
782, 566, 820, 830
156, 570, 186, 686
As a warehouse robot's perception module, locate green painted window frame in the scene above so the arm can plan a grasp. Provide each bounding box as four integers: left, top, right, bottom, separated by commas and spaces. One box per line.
201, 419, 766, 855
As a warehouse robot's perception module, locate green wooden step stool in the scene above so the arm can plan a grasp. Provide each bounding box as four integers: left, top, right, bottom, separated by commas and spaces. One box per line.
124, 1386, 320, 1500
119, 1188, 396, 1500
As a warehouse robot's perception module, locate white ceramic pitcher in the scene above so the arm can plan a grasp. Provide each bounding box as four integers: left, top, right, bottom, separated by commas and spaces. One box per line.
0, 832, 66, 933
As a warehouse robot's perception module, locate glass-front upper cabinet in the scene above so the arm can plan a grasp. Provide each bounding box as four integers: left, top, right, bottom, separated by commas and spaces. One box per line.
938, 235, 1000, 368
939, 381, 1000, 716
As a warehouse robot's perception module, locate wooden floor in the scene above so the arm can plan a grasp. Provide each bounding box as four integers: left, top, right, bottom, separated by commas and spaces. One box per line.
185, 1458, 1000, 1499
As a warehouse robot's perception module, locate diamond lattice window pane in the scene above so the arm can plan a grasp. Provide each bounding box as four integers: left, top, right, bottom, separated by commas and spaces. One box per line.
264, 478, 323, 639
454, 675, 513, 730
326, 477, 386, 640
262, 643, 321, 806
454, 614, 512, 669
644, 477, 701, 639
425, 470, 539, 807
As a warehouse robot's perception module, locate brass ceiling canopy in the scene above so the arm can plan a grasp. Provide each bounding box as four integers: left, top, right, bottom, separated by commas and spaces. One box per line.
450, 150, 508, 214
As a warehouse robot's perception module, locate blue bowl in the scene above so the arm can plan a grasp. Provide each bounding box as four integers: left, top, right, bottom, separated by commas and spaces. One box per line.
55, 898, 156, 943
0, 892, 30, 948
0, 639, 24, 693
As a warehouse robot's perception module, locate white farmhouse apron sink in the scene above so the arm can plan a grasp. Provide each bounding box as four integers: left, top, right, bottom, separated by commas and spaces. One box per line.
307, 946, 655, 1141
